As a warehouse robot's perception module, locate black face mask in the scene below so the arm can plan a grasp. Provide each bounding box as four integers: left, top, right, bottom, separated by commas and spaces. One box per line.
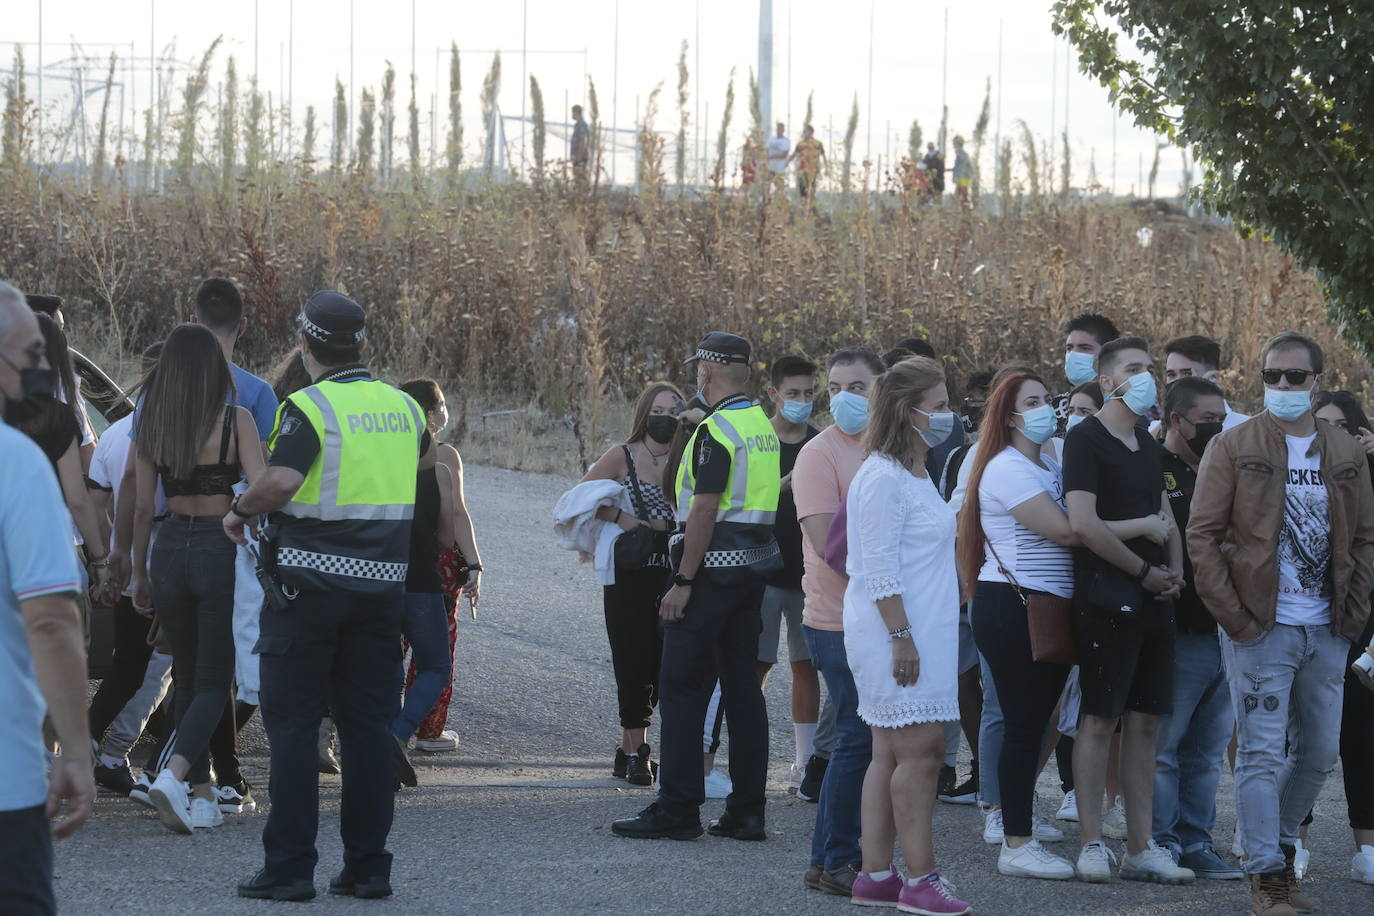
645, 415, 679, 445
1186, 420, 1223, 457
1, 353, 55, 425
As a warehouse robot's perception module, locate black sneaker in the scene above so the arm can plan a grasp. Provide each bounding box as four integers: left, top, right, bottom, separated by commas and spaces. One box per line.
626, 744, 655, 787
707, 810, 766, 841
613, 748, 630, 779
94, 761, 137, 796
216, 779, 257, 814
611, 802, 704, 840
797, 754, 828, 803
329, 871, 393, 899
237, 869, 316, 902
936, 764, 958, 801
941, 773, 978, 805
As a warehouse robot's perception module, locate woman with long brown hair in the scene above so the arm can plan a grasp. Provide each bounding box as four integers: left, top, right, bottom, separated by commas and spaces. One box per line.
129, 324, 265, 835
581, 381, 684, 785
957, 369, 1167, 880
842, 357, 970, 914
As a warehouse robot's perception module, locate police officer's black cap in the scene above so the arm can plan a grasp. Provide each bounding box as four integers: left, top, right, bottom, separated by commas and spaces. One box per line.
685, 331, 751, 366
26, 294, 63, 316
298, 291, 365, 345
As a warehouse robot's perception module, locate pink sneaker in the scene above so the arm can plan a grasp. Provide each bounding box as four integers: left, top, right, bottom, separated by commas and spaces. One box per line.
850, 871, 904, 907
898, 871, 971, 915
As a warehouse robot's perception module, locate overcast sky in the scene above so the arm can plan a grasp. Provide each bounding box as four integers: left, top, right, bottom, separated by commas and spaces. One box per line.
6, 0, 1183, 192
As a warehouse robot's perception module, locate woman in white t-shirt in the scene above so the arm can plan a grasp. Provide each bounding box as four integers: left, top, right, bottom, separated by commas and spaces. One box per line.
956, 370, 1168, 881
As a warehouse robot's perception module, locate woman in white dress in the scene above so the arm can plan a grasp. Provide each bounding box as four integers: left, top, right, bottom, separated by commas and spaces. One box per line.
844, 357, 971, 916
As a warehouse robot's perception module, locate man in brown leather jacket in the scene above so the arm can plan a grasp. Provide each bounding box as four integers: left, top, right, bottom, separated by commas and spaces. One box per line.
1188, 332, 1374, 916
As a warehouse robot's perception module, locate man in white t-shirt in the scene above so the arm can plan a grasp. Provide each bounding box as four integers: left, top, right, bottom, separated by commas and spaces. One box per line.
766, 122, 790, 179
1189, 331, 1374, 915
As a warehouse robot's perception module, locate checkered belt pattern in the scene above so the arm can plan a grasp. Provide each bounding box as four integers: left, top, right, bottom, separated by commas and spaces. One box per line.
277, 547, 408, 582
700, 543, 781, 568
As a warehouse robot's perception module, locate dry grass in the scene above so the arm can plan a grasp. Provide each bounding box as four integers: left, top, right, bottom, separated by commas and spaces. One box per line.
1, 157, 1360, 473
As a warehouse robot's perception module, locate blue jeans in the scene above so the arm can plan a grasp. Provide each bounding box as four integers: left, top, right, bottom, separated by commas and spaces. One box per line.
1223, 623, 1349, 875
1152, 631, 1234, 854
393, 592, 453, 741
969, 599, 1004, 807
803, 625, 871, 869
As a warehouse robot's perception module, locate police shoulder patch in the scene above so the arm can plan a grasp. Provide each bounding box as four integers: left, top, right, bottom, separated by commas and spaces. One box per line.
279, 416, 302, 437
698, 440, 713, 466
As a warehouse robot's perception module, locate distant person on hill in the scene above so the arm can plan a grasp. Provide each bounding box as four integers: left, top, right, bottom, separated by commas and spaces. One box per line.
952, 136, 973, 209
923, 142, 946, 198
790, 125, 827, 201
767, 122, 791, 186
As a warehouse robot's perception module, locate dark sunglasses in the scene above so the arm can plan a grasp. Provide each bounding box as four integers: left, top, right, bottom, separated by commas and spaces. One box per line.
1260, 368, 1317, 385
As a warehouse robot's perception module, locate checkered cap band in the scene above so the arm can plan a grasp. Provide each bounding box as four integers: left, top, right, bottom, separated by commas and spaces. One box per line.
693, 348, 745, 365
277, 547, 407, 582
700, 543, 781, 568
298, 312, 364, 344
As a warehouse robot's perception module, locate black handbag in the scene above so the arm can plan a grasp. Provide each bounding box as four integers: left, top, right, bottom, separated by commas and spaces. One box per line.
613, 445, 656, 570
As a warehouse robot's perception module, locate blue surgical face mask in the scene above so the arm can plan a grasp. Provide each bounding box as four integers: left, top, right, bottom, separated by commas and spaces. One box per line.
912, 406, 957, 447
1015, 403, 1057, 444
1065, 351, 1097, 386
779, 399, 813, 424
1264, 387, 1313, 422
1108, 371, 1158, 416
829, 391, 869, 436
1066, 413, 1087, 432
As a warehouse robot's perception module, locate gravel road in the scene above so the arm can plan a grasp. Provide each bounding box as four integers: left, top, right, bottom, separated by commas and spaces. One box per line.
54, 464, 1372, 914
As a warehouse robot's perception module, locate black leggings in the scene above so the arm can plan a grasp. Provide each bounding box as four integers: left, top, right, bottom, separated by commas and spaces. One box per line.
602, 566, 669, 730
88, 597, 156, 744
972, 580, 1071, 838
151, 515, 236, 784
1342, 612, 1374, 830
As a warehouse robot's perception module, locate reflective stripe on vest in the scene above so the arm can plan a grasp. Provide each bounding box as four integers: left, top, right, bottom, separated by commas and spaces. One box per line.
675, 402, 781, 525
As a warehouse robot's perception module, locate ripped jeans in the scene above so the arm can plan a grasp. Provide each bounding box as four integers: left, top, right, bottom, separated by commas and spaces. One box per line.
1222, 623, 1348, 875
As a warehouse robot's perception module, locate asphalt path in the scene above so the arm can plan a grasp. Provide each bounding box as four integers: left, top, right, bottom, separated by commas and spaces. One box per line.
55, 465, 1373, 914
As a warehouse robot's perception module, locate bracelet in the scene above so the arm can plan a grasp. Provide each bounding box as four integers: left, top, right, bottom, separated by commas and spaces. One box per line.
889, 625, 912, 640
229, 494, 252, 520
89, 558, 110, 569
1136, 558, 1152, 582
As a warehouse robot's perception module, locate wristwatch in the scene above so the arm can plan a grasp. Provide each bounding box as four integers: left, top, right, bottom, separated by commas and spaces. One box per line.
673, 573, 695, 588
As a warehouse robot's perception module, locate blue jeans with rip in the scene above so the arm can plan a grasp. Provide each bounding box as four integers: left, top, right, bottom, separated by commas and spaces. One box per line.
803, 625, 871, 870
393, 592, 454, 742
1223, 623, 1348, 875
1153, 630, 1234, 855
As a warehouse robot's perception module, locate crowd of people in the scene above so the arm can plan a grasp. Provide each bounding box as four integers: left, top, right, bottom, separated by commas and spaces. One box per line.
0, 279, 481, 909
558, 316, 1374, 916
5, 268, 1374, 915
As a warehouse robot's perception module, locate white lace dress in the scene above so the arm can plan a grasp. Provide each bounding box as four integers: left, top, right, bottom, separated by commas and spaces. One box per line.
843, 453, 961, 728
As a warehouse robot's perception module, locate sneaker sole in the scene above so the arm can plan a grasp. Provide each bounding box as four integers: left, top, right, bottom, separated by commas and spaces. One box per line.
1119, 867, 1194, 886
1188, 868, 1244, 880
238, 886, 317, 902
998, 861, 1074, 880
611, 824, 704, 841
939, 794, 978, 806
148, 786, 193, 835
128, 791, 155, 810
898, 902, 971, 915
1076, 869, 1112, 884
983, 834, 1004, 846
1056, 813, 1080, 823
707, 827, 766, 842
850, 897, 900, 907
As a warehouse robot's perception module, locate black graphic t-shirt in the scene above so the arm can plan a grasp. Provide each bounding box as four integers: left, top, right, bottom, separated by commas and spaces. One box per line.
1276, 433, 1331, 626
1161, 451, 1215, 635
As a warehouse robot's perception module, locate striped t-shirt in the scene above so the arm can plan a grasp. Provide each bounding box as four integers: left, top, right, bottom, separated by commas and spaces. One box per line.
977, 446, 1074, 599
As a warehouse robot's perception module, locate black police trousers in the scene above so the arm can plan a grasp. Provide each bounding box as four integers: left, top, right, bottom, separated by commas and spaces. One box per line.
657, 575, 769, 820
256, 587, 403, 882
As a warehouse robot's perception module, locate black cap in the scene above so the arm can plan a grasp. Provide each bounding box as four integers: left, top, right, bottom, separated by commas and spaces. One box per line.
298, 291, 365, 345
685, 331, 751, 366
26, 294, 63, 316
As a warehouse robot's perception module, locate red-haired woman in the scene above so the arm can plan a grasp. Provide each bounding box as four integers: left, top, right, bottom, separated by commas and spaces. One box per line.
957, 370, 1166, 881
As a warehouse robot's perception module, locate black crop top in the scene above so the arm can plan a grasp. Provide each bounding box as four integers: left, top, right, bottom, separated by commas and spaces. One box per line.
160, 405, 242, 498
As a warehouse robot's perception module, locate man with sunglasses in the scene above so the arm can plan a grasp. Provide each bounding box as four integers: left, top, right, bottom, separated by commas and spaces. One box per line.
1189, 332, 1374, 916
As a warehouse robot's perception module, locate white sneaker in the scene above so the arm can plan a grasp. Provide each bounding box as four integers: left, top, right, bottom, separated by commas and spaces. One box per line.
1033, 814, 1066, 843
128, 772, 155, 809
704, 768, 732, 799
1056, 789, 1079, 822
148, 769, 192, 835
189, 796, 224, 829
787, 762, 804, 795
414, 730, 460, 753
1351, 845, 1374, 884
983, 808, 1005, 845
1102, 800, 1129, 840
999, 839, 1076, 880
1076, 841, 1118, 883
1120, 840, 1196, 885
1293, 839, 1310, 880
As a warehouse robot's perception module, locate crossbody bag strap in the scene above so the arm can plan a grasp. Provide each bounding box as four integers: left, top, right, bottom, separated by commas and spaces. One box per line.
621, 444, 648, 519
983, 534, 1030, 609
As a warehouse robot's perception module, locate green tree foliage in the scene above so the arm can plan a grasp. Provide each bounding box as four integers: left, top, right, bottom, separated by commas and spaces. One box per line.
174, 37, 221, 187
529, 75, 546, 182
841, 94, 859, 192
92, 53, 117, 186
380, 63, 396, 183
2, 46, 29, 176
302, 104, 317, 166
907, 120, 922, 163
481, 53, 502, 173
446, 43, 462, 183
1053, 1, 1374, 355
409, 74, 422, 194
243, 77, 265, 178
357, 88, 376, 176
712, 68, 735, 188
676, 40, 689, 188
220, 57, 238, 192
331, 79, 347, 170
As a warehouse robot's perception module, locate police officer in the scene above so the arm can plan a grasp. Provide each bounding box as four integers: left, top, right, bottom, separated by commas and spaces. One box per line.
224, 291, 427, 902
613, 332, 782, 841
